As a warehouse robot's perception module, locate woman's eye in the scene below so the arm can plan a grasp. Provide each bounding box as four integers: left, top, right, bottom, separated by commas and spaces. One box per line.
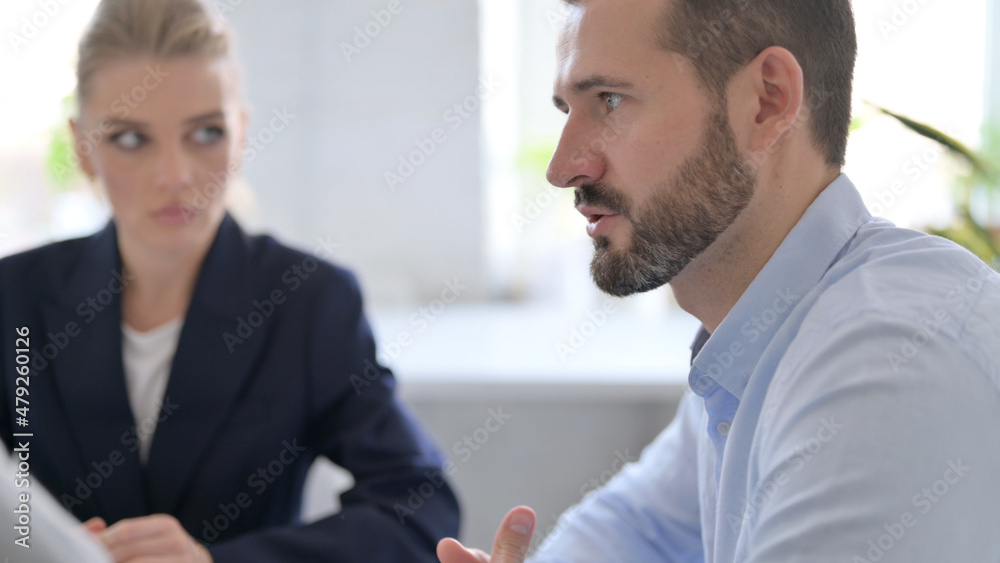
110, 130, 146, 150
602, 93, 624, 112
191, 126, 224, 145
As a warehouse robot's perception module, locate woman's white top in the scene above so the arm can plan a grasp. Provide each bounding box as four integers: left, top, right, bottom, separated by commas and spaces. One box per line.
121, 317, 183, 465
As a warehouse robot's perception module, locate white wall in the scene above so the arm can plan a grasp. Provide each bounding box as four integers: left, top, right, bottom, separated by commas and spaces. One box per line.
225, 0, 486, 309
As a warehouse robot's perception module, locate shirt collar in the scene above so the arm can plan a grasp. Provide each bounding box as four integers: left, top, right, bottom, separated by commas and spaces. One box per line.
689, 174, 871, 399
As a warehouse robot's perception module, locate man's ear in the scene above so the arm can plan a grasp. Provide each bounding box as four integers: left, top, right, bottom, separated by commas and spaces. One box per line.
69, 118, 99, 180
745, 46, 805, 155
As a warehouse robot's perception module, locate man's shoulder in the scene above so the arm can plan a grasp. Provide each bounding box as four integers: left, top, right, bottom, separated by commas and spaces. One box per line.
805, 221, 999, 334
782, 222, 1000, 389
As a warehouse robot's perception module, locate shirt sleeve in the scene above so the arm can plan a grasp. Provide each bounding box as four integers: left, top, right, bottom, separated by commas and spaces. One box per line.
746, 313, 1000, 562
530, 391, 705, 563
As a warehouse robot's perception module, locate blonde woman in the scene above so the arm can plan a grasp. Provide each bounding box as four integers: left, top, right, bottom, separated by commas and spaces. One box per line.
0, 1, 459, 561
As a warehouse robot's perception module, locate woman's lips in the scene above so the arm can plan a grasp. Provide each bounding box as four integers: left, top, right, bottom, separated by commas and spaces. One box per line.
153, 204, 194, 225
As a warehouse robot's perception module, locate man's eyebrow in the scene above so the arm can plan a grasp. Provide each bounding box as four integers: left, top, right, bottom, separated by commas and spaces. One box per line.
552, 75, 634, 110
571, 75, 634, 93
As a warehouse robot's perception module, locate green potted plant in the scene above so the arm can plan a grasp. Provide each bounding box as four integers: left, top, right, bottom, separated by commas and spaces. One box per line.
870, 104, 999, 270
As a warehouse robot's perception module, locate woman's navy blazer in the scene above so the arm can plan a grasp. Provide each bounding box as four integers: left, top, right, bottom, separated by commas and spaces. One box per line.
0, 215, 460, 561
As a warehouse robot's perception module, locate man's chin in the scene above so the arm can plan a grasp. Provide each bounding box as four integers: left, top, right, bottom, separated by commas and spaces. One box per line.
589, 245, 673, 297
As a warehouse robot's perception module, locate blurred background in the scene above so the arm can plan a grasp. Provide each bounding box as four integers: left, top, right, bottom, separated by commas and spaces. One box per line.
1, 0, 997, 552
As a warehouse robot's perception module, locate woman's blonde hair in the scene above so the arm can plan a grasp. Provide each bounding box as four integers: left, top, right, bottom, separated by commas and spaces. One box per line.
75, 0, 257, 222
76, 0, 241, 106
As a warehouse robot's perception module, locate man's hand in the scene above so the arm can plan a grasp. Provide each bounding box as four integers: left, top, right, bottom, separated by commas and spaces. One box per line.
85, 514, 213, 563
437, 506, 536, 563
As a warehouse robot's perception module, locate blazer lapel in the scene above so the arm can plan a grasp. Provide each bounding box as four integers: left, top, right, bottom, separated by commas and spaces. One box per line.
145, 215, 273, 514
47, 221, 150, 521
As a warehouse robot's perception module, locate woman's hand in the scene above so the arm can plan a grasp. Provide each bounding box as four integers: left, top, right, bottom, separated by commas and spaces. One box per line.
86, 514, 213, 563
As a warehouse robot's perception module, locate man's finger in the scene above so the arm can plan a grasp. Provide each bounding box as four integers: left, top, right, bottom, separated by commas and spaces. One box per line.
436, 538, 491, 562
491, 506, 536, 563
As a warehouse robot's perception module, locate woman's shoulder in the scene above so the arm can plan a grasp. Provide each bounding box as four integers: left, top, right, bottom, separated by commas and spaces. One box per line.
0, 233, 97, 287
238, 228, 361, 297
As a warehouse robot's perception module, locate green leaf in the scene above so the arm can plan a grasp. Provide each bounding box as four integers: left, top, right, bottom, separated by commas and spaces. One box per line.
849, 114, 867, 133
867, 102, 996, 181
516, 140, 558, 177
46, 127, 78, 192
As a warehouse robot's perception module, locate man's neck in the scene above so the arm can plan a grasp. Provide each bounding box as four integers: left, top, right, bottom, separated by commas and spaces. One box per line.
671, 164, 840, 334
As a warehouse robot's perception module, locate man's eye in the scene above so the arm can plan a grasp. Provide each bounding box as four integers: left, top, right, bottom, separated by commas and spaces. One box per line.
191, 126, 224, 145
110, 130, 146, 150
602, 93, 624, 112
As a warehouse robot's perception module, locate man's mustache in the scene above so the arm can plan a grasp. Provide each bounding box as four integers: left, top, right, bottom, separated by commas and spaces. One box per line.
574, 183, 629, 217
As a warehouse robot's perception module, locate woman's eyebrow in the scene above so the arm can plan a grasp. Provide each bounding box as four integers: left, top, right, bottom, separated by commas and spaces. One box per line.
98, 111, 225, 128
184, 110, 225, 124
103, 117, 148, 128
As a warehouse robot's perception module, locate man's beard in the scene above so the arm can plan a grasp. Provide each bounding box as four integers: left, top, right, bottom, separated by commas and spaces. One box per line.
576, 109, 757, 297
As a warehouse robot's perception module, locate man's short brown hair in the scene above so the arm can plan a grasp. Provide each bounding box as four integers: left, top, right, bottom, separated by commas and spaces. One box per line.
564, 0, 858, 167
660, 0, 857, 167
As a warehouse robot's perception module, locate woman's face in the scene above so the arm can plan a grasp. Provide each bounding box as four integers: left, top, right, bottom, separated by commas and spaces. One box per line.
73, 56, 245, 256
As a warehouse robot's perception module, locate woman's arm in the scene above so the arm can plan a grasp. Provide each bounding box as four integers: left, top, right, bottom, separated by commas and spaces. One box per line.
207, 267, 460, 562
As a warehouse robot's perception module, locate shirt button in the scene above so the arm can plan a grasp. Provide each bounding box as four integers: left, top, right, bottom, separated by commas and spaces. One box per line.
717, 421, 731, 436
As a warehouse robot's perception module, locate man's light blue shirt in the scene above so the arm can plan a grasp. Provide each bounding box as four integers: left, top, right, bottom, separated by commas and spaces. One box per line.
532, 175, 1000, 562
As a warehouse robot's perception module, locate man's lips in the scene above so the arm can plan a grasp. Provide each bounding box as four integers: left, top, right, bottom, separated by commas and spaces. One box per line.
576, 205, 622, 238
576, 205, 620, 221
